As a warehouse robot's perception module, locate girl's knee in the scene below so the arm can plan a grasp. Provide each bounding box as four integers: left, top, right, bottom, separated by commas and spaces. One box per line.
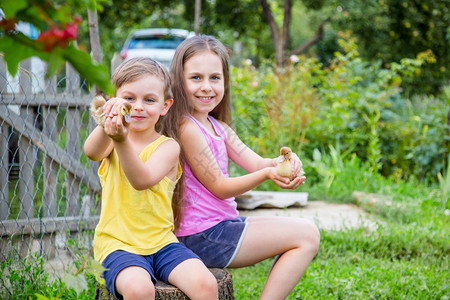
303, 219, 321, 253
294, 219, 320, 254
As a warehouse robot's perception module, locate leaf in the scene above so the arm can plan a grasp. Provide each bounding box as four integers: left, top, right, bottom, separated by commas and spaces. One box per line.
64, 272, 88, 295
85, 259, 108, 283
0, 0, 28, 17
46, 49, 65, 78
35, 294, 52, 300
62, 45, 114, 94
0, 36, 34, 76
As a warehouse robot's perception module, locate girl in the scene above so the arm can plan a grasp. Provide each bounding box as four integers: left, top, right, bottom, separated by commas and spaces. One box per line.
84, 57, 217, 300
168, 35, 320, 299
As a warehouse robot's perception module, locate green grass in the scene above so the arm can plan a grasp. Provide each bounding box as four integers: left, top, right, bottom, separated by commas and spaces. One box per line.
230, 224, 449, 299
229, 150, 449, 299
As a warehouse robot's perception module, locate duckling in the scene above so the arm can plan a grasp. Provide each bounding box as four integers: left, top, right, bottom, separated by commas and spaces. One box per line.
276, 146, 305, 180
90, 95, 132, 127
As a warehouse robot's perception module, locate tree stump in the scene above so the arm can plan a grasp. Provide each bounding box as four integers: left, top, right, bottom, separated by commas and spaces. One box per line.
94, 268, 234, 299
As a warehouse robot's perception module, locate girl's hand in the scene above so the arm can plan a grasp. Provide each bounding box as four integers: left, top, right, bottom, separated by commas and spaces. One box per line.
267, 167, 305, 190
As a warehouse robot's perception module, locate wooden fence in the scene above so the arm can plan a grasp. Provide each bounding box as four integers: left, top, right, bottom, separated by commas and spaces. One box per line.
0, 57, 101, 261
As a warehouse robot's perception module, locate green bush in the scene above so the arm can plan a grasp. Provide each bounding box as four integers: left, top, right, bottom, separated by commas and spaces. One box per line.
231, 35, 448, 183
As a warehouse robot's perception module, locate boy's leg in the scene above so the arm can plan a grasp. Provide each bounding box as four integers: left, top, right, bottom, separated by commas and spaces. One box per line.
102, 250, 156, 300
168, 258, 218, 300
155, 242, 218, 300
115, 266, 155, 300
228, 216, 320, 300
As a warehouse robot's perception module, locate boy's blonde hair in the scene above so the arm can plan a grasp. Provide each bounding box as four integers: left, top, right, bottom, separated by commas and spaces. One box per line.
111, 57, 185, 230
112, 57, 173, 100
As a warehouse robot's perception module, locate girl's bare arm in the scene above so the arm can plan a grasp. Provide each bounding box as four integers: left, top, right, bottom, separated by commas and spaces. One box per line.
180, 120, 301, 199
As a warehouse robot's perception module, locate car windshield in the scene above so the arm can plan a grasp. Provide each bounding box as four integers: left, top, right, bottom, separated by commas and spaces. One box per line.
128, 35, 185, 50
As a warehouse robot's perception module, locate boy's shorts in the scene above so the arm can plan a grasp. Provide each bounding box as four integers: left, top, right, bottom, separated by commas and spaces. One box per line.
102, 242, 200, 300
177, 216, 248, 268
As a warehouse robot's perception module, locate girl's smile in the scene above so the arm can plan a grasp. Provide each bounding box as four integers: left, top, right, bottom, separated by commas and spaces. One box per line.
197, 96, 215, 103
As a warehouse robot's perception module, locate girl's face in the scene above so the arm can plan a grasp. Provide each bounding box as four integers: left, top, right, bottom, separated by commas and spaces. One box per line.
183, 51, 224, 118
117, 74, 172, 133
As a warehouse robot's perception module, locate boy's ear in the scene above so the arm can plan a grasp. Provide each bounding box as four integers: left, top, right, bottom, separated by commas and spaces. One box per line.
161, 98, 174, 116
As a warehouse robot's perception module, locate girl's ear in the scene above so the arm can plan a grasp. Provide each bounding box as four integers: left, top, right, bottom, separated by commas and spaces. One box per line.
161, 98, 174, 116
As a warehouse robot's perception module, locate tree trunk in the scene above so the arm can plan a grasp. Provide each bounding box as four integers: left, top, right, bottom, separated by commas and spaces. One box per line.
87, 7, 103, 94
259, 0, 283, 67
194, 0, 201, 35
95, 268, 234, 299
259, 0, 327, 67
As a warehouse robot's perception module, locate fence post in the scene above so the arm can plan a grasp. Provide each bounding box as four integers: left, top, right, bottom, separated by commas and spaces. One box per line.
0, 55, 7, 93
0, 57, 9, 220
18, 59, 35, 219
43, 62, 58, 217
0, 123, 9, 220
65, 62, 81, 216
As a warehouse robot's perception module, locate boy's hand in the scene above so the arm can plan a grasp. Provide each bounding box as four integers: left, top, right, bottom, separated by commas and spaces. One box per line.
103, 97, 131, 142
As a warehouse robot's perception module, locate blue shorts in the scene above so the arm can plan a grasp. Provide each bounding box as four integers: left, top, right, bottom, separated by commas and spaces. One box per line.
178, 216, 248, 268
101, 242, 200, 299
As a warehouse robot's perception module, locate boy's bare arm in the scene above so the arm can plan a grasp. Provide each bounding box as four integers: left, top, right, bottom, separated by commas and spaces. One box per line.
114, 138, 180, 190
83, 126, 113, 161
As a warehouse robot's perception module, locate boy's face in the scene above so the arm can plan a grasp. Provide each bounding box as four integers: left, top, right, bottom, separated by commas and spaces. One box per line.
116, 74, 172, 133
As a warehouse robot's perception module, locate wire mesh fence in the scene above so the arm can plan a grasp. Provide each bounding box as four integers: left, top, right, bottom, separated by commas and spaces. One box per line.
0, 56, 101, 289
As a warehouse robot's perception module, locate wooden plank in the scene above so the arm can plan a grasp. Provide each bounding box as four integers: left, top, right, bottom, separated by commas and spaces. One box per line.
43, 106, 58, 217
18, 134, 34, 219
0, 123, 9, 220
66, 62, 80, 96
65, 107, 81, 216
0, 105, 101, 193
19, 59, 32, 95
0, 216, 99, 235
0, 94, 92, 107
44, 62, 57, 95
0, 56, 7, 94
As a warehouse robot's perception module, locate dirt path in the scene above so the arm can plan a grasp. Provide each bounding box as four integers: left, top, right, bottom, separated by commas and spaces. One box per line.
239, 200, 380, 231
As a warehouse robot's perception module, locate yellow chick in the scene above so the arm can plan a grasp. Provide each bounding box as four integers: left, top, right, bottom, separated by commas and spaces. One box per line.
276, 146, 305, 180
90, 95, 132, 127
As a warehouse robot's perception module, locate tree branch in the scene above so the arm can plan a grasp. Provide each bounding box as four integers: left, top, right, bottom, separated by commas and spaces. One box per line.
290, 19, 328, 56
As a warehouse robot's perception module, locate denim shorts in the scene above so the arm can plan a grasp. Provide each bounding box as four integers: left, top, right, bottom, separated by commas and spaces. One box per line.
178, 216, 248, 268
101, 242, 200, 300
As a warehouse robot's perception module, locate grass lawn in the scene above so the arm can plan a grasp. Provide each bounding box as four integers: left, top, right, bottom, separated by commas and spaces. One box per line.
229, 155, 449, 299
230, 226, 448, 299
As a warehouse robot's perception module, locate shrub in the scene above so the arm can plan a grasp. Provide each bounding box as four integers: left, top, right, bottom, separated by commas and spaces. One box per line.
230, 36, 448, 183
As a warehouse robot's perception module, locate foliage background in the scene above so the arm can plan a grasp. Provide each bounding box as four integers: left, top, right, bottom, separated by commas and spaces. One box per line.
0, 0, 448, 299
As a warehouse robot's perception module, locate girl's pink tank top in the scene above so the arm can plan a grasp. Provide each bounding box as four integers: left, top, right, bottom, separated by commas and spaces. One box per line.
176, 115, 239, 237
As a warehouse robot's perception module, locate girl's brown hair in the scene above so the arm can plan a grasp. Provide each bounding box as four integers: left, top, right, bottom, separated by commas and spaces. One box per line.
111, 57, 185, 230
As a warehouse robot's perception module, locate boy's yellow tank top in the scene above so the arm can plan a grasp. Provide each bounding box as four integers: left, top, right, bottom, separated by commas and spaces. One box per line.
93, 135, 181, 262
